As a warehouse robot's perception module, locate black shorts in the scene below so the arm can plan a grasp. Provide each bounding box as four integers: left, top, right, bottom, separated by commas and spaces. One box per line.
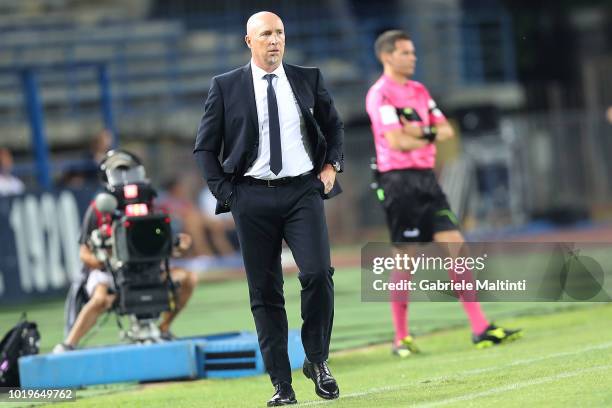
377, 168, 459, 243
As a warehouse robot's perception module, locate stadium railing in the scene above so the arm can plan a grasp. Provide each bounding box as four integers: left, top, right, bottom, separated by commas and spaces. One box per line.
0, 11, 517, 130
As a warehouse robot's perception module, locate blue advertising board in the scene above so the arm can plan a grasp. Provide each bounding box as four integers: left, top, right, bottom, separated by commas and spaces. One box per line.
0, 188, 98, 304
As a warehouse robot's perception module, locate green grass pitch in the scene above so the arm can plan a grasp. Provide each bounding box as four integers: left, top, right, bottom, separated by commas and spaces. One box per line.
1, 267, 610, 407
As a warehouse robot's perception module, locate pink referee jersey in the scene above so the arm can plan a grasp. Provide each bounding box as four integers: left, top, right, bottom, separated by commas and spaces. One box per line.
366, 75, 447, 172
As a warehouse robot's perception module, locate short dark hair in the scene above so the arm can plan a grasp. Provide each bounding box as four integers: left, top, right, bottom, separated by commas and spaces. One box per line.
374, 30, 411, 60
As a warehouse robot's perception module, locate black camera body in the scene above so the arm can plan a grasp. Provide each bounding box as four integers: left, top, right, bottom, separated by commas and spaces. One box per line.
92, 180, 176, 320
113, 214, 173, 263
110, 213, 174, 318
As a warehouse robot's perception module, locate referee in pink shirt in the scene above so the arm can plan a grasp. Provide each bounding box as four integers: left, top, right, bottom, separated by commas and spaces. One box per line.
366, 30, 522, 356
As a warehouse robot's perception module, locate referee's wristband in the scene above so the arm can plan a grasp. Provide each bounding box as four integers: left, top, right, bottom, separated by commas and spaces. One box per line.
421, 126, 437, 143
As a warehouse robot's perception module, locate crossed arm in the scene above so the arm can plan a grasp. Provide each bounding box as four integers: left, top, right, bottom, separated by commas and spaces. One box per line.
384, 117, 454, 151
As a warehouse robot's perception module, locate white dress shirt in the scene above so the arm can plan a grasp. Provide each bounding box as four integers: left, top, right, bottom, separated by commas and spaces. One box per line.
245, 61, 313, 179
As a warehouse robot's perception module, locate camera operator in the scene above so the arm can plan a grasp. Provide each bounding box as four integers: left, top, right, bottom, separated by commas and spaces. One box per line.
53, 150, 198, 353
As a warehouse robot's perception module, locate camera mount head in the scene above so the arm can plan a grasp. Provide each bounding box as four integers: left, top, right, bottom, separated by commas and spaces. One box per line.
99, 149, 147, 189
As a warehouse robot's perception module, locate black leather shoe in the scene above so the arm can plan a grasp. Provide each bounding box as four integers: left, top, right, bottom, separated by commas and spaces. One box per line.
267, 382, 297, 406
303, 359, 339, 400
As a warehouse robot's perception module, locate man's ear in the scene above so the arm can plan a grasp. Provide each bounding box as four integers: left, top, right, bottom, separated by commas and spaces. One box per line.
380, 52, 391, 66
245, 35, 251, 49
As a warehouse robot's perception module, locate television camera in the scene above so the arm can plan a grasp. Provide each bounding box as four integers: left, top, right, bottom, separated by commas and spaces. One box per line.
87, 151, 178, 343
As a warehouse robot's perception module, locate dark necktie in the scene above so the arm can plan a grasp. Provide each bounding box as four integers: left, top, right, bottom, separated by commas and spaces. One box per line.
264, 74, 282, 175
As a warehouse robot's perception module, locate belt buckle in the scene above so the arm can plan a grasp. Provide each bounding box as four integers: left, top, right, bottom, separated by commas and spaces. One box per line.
266, 179, 275, 188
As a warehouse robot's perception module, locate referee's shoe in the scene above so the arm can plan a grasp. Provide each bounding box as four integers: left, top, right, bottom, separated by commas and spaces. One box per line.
392, 335, 421, 358
473, 323, 523, 348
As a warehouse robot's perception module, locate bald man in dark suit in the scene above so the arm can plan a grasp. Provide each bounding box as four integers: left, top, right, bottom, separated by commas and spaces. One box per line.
194, 11, 343, 406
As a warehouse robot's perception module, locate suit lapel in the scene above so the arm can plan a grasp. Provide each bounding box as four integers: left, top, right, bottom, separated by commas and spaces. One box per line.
284, 63, 325, 171
242, 63, 259, 139
284, 64, 320, 133
284, 63, 311, 119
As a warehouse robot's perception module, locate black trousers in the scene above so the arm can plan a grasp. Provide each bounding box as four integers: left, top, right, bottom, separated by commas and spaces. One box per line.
230, 174, 334, 385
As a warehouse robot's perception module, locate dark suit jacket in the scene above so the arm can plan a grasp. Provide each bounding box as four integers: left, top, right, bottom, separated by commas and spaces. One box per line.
194, 62, 344, 214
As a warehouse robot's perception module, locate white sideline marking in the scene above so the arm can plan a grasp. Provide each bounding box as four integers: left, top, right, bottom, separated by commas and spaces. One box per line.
461, 340, 612, 376
299, 342, 612, 406
418, 365, 612, 407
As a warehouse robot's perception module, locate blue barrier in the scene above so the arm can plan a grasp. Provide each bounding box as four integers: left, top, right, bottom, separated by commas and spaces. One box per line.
19, 331, 306, 388
20, 341, 198, 388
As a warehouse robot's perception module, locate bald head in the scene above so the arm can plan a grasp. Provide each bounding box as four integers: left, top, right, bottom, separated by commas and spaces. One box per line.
246, 11, 281, 35
245, 11, 285, 73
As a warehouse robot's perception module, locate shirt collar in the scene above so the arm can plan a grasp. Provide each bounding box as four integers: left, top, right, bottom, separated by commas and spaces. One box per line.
251, 59, 286, 81
382, 73, 410, 88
